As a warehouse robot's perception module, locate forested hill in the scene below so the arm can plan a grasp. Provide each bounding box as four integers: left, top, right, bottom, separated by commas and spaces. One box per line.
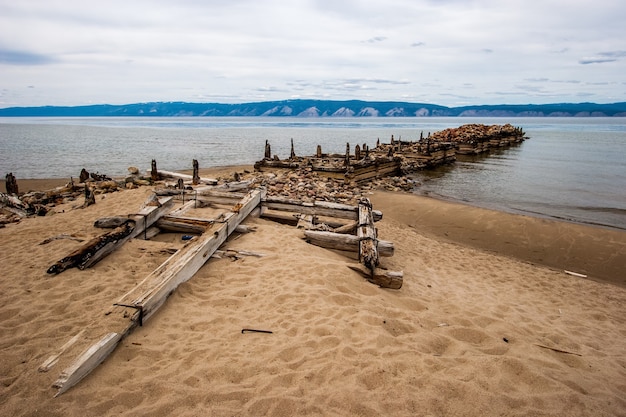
1, 99, 625, 117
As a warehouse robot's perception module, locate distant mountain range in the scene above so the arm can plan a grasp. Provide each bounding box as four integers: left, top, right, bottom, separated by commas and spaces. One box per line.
1, 99, 626, 117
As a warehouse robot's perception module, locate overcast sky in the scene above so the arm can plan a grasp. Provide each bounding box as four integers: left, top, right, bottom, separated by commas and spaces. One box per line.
1, 0, 625, 108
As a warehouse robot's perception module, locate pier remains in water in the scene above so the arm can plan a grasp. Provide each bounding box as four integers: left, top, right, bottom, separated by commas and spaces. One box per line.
254, 123, 527, 183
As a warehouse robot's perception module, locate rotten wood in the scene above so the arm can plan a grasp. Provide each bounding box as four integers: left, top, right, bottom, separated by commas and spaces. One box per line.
153, 169, 217, 185
47, 196, 174, 274
46, 221, 136, 275
155, 218, 206, 235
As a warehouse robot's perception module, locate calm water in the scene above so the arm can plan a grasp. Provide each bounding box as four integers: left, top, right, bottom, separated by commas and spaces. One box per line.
1, 117, 625, 230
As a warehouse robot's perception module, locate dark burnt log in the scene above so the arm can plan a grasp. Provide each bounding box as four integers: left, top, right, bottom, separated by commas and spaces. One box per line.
46, 221, 136, 275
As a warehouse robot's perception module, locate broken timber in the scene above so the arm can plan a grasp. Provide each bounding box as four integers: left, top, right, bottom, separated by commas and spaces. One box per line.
303, 230, 394, 257
52, 188, 264, 396
46, 196, 174, 274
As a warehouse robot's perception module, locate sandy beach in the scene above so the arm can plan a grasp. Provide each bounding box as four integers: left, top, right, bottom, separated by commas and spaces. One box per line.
1, 171, 625, 416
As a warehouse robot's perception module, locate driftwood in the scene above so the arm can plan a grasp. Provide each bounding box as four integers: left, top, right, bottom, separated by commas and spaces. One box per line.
155, 218, 206, 235
38, 330, 85, 372
47, 196, 174, 274
303, 230, 394, 257
46, 221, 136, 274
52, 189, 264, 396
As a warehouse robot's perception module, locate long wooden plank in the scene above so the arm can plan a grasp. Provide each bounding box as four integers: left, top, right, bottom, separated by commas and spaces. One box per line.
155, 169, 218, 185
262, 198, 382, 221
52, 189, 264, 396
303, 230, 394, 257
53, 332, 122, 397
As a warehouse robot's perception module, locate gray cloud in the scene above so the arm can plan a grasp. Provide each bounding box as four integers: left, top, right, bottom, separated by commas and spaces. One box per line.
579, 58, 617, 65
0, 49, 55, 65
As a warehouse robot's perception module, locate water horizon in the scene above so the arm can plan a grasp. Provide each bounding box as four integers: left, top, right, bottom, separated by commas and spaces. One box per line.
1, 117, 625, 231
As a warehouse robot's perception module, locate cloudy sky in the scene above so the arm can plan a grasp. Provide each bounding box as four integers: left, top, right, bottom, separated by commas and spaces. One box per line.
1, 0, 625, 108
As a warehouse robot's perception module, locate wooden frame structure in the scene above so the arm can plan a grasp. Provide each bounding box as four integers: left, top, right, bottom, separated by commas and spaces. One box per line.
43, 173, 400, 397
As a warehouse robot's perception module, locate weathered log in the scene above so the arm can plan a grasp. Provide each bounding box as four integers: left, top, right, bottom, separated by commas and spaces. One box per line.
47, 197, 174, 274
153, 169, 217, 185
333, 221, 358, 234
155, 218, 206, 235
262, 197, 382, 221
347, 264, 403, 289
303, 230, 394, 257
46, 221, 136, 274
358, 198, 378, 271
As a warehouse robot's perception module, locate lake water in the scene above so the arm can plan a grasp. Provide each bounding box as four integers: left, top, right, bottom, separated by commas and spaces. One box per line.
1, 117, 625, 231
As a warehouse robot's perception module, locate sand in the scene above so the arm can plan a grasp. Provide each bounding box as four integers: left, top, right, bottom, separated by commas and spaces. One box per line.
1, 175, 625, 416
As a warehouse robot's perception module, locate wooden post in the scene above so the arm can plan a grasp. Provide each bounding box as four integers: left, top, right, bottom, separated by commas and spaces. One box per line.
345, 143, 350, 166
264, 140, 271, 159
5, 172, 18, 194
316, 145, 322, 158
358, 198, 378, 271
83, 185, 95, 207
192, 159, 200, 185
290, 138, 296, 160
79, 169, 90, 183
355, 144, 361, 161
151, 160, 158, 181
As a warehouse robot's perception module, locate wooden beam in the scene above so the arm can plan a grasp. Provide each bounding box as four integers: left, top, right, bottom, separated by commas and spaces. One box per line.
153, 169, 218, 185
262, 197, 382, 221
303, 230, 394, 257
358, 198, 379, 271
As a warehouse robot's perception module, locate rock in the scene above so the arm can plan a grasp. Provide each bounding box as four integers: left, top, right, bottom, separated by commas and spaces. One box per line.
128, 166, 140, 175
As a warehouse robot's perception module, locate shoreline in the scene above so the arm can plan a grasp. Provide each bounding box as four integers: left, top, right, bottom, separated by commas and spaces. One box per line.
1, 167, 625, 415
3, 167, 624, 287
